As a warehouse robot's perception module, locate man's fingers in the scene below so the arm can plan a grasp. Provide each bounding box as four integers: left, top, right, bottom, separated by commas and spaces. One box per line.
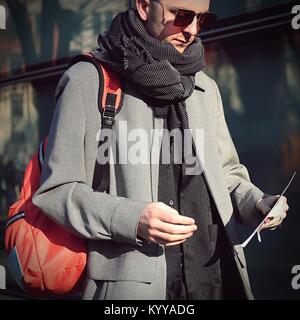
153, 203, 195, 225
279, 196, 287, 206
156, 202, 179, 215
137, 202, 198, 245
262, 215, 283, 229
155, 220, 198, 235
258, 195, 289, 231
148, 230, 194, 243
164, 239, 187, 247
160, 211, 195, 226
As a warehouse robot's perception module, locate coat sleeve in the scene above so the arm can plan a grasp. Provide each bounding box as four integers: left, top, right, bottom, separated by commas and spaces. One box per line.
32, 65, 149, 244
212, 80, 265, 226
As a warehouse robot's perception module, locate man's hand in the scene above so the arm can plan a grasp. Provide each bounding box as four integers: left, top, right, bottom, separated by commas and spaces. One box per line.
137, 202, 197, 246
256, 195, 289, 230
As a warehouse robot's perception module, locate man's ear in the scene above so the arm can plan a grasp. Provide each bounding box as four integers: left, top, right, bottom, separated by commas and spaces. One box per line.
135, 0, 151, 21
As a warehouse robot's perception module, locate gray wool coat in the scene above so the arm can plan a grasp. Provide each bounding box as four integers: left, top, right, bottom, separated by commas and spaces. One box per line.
33, 61, 264, 300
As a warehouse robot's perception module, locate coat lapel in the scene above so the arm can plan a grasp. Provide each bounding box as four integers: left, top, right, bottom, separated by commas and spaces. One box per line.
186, 86, 233, 229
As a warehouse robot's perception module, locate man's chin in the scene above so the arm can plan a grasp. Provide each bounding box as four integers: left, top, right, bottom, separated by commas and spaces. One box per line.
164, 39, 188, 53
169, 42, 186, 53
174, 45, 187, 54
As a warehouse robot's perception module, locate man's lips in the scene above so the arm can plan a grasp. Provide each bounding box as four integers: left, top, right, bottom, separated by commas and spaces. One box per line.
173, 38, 193, 46
173, 39, 188, 44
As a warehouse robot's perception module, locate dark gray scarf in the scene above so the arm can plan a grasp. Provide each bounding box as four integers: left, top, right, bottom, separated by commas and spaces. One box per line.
92, 9, 205, 113
92, 9, 205, 166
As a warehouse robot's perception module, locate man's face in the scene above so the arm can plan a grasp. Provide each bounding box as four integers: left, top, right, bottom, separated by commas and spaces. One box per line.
138, 0, 211, 53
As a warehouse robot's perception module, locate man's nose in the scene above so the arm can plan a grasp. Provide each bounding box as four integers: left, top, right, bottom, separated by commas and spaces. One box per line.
183, 16, 199, 36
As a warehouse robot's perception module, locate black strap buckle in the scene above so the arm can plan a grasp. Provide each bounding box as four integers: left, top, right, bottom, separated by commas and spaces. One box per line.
102, 105, 116, 127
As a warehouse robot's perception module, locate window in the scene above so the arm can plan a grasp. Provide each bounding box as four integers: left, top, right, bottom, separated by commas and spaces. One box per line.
11, 93, 23, 121
0, 0, 129, 75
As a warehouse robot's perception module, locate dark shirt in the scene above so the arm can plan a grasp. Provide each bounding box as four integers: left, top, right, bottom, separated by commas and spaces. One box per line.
158, 121, 246, 300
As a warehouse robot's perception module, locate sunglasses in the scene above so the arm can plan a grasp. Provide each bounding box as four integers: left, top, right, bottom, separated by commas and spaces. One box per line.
151, 0, 218, 31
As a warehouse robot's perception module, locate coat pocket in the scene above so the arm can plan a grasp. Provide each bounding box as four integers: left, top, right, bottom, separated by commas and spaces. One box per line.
87, 240, 162, 283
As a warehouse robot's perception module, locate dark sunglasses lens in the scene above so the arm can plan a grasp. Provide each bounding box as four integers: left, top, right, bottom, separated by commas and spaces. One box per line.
173, 10, 195, 27
199, 13, 218, 31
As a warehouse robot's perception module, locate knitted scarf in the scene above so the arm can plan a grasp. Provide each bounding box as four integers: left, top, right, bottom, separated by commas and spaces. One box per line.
92, 9, 206, 168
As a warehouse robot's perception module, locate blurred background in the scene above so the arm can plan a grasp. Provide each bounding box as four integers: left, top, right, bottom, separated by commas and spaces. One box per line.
0, 0, 299, 299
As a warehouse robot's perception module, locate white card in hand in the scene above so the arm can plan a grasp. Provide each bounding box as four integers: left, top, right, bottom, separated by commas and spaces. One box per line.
256, 199, 287, 243
241, 172, 296, 248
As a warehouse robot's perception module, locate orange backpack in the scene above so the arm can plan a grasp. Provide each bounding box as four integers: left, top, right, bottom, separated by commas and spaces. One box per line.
4, 53, 123, 298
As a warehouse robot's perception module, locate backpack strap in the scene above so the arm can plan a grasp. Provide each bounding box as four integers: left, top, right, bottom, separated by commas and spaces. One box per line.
70, 54, 123, 192
71, 53, 124, 117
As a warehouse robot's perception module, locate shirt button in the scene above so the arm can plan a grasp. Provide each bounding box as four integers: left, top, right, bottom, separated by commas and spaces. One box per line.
169, 200, 174, 206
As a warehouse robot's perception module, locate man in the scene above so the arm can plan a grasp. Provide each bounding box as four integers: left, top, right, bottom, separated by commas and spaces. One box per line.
33, 0, 289, 300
